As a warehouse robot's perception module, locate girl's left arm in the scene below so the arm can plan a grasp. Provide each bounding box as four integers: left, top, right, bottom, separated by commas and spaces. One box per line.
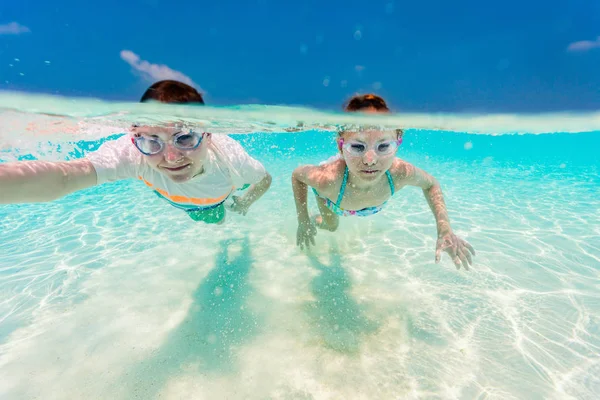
392, 160, 475, 270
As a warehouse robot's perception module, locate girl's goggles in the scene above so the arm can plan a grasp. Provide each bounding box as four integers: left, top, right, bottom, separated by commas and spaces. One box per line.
340, 137, 402, 157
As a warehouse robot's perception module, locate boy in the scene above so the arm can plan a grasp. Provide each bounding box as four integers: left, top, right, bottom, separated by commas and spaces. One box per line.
0, 80, 272, 224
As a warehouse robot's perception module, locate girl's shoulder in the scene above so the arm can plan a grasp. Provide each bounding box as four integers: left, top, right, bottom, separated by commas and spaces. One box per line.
294, 157, 345, 194
388, 158, 415, 180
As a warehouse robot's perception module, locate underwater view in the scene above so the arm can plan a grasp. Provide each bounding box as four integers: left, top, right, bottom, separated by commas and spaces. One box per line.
2, 1, 600, 398
1, 95, 599, 399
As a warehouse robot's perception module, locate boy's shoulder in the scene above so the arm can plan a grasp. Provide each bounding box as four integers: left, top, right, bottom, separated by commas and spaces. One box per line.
208, 134, 266, 186
95, 133, 139, 155
210, 134, 245, 150
209, 134, 254, 163
209, 134, 257, 164
86, 133, 145, 184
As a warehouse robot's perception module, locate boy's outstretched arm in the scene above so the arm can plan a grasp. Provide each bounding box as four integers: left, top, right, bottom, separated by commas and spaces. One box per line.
0, 159, 97, 204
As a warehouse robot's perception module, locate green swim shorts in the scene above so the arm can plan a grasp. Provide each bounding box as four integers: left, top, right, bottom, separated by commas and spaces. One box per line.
187, 203, 226, 224
185, 184, 251, 224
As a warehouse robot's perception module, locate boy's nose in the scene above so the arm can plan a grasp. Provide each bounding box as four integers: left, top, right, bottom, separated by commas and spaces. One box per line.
164, 143, 183, 162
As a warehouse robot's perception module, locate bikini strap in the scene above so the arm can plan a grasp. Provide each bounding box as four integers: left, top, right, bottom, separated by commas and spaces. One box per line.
336, 166, 349, 206
385, 170, 395, 196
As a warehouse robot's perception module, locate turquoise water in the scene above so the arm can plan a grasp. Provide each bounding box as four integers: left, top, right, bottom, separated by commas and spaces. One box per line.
1, 102, 600, 399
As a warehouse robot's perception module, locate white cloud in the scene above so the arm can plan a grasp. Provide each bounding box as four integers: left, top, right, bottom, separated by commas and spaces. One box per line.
119, 50, 199, 89
567, 36, 600, 52
0, 22, 31, 35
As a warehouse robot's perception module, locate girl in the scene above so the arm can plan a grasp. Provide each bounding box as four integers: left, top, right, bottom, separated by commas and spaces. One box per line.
291, 94, 475, 270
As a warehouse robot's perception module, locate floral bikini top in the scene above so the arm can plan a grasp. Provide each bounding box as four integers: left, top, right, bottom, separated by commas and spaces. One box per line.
312, 166, 395, 217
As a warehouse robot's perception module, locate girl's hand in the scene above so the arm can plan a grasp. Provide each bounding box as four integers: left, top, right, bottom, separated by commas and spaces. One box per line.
297, 220, 317, 249
435, 231, 475, 270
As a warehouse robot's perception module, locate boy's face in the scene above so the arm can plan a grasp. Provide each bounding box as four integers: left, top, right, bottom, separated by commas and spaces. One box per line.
131, 124, 211, 183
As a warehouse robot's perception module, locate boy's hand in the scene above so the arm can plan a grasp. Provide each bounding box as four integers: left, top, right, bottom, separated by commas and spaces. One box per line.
435, 231, 475, 270
229, 195, 251, 216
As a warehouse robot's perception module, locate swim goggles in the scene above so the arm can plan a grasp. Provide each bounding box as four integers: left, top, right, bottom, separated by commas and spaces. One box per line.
339, 137, 403, 157
131, 130, 205, 156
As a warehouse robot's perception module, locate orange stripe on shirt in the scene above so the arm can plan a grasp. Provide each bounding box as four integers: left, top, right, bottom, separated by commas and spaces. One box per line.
138, 177, 233, 205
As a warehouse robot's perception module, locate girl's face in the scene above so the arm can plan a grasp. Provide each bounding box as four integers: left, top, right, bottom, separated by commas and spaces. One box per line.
338, 129, 400, 182
131, 125, 211, 183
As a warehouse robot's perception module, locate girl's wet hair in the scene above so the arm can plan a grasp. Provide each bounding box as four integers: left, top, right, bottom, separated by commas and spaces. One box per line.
140, 80, 204, 105
344, 94, 389, 112
338, 94, 402, 139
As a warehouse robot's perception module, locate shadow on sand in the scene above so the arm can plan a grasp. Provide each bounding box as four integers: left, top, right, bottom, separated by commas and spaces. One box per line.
126, 236, 259, 398
305, 243, 378, 353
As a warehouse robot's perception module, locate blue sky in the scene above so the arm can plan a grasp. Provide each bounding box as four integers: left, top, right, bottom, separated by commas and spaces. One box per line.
1, 0, 599, 112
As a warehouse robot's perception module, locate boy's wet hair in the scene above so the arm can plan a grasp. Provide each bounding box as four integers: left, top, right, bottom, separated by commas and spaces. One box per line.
344, 94, 389, 112
140, 80, 204, 105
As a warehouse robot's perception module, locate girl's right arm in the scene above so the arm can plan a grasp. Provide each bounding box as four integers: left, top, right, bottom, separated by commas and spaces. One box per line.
0, 159, 98, 204
291, 165, 315, 223
292, 165, 321, 249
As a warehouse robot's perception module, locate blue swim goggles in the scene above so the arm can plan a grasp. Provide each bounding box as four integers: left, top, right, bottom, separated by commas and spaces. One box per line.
131, 131, 205, 156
